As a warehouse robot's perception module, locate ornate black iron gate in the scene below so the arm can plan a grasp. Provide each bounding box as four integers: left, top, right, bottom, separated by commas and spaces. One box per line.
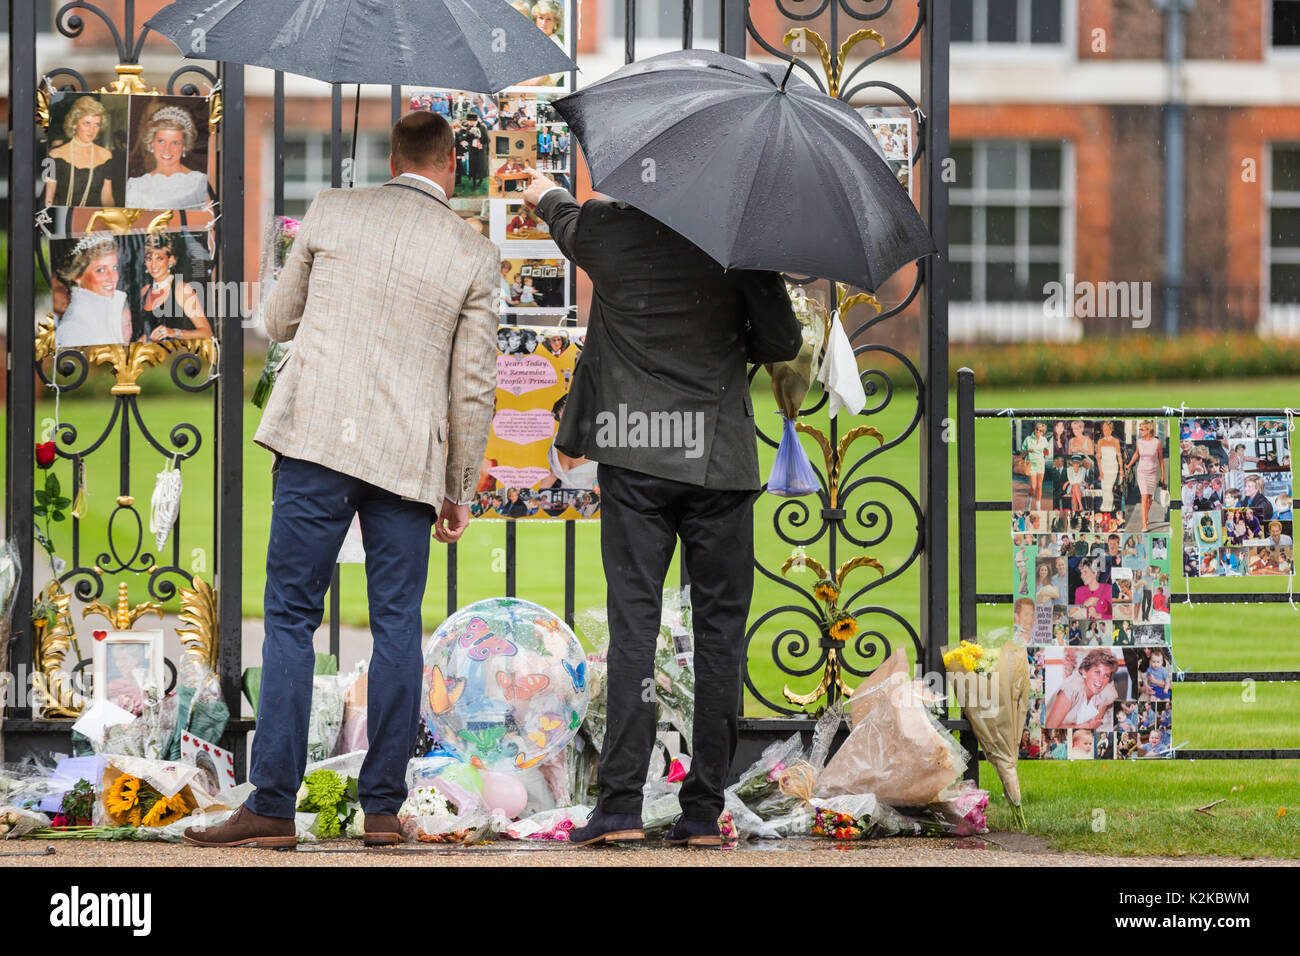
4, 0, 953, 776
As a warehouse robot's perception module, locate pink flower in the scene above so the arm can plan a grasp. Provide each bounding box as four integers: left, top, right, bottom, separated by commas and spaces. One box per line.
281, 218, 301, 237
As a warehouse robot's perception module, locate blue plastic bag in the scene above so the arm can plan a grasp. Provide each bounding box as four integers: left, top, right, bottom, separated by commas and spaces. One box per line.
767, 417, 820, 497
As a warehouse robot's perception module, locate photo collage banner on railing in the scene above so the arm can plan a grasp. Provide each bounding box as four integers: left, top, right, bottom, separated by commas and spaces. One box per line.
1178, 416, 1293, 577
1012, 418, 1174, 760
406, 1, 591, 521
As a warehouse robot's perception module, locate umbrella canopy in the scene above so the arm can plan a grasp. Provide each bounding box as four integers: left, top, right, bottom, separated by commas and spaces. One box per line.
553, 50, 935, 290
146, 0, 576, 93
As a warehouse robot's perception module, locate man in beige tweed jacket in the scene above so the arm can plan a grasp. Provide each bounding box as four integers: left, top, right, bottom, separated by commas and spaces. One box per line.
187, 112, 499, 849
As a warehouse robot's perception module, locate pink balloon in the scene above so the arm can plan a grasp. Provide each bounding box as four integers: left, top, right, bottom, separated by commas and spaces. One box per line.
480, 772, 528, 819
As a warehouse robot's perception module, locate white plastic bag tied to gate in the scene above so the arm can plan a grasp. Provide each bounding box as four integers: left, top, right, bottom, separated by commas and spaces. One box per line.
150, 456, 183, 552
816, 310, 866, 419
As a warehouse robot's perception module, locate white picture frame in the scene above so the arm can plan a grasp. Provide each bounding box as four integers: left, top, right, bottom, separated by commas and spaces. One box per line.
91, 629, 164, 710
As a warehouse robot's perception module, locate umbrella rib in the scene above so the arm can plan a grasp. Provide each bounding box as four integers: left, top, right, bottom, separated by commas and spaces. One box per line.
719, 101, 790, 267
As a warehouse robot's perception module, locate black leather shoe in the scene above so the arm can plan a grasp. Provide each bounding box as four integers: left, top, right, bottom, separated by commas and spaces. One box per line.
664, 816, 721, 848
568, 807, 644, 846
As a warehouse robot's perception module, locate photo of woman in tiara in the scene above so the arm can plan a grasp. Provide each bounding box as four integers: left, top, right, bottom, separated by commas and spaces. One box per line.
52, 234, 131, 348
124, 99, 211, 210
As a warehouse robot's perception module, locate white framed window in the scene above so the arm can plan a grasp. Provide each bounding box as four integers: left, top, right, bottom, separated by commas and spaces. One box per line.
606, 0, 720, 54
951, 0, 1072, 60
1271, 1, 1300, 49
948, 139, 1077, 341
952, 0, 1065, 44
1262, 143, 1300, 336
280, 131, 391, 219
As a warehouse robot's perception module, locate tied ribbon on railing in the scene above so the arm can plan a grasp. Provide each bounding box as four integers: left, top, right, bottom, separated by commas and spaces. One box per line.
1160, 402, 1188, 419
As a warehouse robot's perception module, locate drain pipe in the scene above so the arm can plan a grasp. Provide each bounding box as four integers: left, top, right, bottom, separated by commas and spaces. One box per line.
1156, 0, 1193, 337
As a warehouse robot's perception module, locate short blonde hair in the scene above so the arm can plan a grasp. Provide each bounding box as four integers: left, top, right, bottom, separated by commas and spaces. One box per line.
531, 0, 563, 32
62, 95, 106, 141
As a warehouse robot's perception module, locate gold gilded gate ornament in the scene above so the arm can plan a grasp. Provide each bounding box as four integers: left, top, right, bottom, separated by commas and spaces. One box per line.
783, 28, 885, 99
779, 552, 886, 708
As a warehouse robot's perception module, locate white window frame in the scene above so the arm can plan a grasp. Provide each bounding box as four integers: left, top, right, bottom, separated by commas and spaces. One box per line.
603, 0, 721, 57
1267, 0, 1300, 59
949, 139, 1077, 342
950, 0, 1075, 63
1261, 142, 1300, 337
275, 130, 391, 217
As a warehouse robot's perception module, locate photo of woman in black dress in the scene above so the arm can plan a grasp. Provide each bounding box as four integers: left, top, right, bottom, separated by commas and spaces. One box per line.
45, 94, 126, 208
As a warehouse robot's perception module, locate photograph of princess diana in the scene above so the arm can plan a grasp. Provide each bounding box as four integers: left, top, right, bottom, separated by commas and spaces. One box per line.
44, 92, 129, 208
50, 230, 212, 348
124, 96, 213, 210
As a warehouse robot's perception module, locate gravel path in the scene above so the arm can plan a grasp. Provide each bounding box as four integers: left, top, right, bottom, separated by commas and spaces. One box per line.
5, 834, 1294, 867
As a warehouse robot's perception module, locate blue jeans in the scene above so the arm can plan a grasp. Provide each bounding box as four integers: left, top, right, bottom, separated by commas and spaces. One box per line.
246, 456, 435, 818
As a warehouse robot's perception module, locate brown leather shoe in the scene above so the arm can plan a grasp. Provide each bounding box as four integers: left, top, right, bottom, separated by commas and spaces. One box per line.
362, 813, 404, 847
183, 805, 297, 849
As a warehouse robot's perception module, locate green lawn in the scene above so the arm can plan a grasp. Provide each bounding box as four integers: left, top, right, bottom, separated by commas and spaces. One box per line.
12, 365, 1300, 857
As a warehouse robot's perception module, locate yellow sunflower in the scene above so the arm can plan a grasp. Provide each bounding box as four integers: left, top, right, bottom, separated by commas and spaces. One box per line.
141, 797, 170, 828
813, 579, 839, 605
105, 774, 141, 821
829, 615, 858, 641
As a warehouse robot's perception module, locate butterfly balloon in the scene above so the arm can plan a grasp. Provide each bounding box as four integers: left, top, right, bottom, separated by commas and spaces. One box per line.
420, 598, 590, 773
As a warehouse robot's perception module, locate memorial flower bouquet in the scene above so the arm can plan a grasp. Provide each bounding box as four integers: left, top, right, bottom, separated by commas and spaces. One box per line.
104, 773, 192, 828
296, 767, 359, 839
943, 628, 1029, 829
251, 216, 301, 409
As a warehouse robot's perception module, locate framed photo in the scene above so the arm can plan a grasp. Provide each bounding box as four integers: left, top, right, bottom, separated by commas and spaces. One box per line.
91, 629, 164, 715
520, 265, 534, 277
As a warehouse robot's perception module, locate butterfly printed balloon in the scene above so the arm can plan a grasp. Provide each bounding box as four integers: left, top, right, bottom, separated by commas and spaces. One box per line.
421, 598, 590, 773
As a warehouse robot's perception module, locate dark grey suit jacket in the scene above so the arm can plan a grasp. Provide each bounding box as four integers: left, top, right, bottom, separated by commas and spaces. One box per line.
535, 190, 801, 490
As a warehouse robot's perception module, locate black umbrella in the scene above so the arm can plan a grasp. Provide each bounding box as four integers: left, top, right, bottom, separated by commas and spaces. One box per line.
553, 50, 935, 290
146, 0, 576, 93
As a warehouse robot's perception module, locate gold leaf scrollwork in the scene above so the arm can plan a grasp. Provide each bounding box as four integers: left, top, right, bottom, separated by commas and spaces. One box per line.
98, 65, 154, 96
83, 342, 169, 395
83, 580, 163, 631
176, 577, 219, 673
783, 28, 885, 99
208, 92, 223, 134
37, 324, 216, 393
85, 208, 146, 234
780, 552, 829, 582
35, 314, 58, 363
794, 422, 884, 508
31, 582, 84, 718
36, 85, 50, 129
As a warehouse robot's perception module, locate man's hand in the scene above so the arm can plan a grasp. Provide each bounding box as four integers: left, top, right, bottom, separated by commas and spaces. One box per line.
522, 168, 560, 208
433, 498, 471, 543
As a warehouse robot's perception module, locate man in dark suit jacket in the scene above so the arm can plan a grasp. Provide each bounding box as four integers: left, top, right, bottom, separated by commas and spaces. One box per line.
523, 169, 800, 847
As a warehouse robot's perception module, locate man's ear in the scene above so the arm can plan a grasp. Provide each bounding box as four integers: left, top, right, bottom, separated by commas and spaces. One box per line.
389, 154, 397, 178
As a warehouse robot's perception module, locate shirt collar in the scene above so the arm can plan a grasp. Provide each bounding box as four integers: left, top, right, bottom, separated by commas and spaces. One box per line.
398, 172, 448, 201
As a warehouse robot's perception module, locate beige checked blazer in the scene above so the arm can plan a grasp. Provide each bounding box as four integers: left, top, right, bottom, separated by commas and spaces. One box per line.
255, 175, 500, 507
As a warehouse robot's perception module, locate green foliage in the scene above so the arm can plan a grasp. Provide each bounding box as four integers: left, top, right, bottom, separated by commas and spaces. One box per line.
952, 334, 1300, 387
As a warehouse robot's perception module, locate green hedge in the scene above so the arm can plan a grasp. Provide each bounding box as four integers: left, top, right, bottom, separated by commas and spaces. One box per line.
952, 334, 1300, 387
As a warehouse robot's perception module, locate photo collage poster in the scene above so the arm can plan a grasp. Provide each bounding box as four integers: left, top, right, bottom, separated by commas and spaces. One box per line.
407, 1, 574, 323
1179, 417, 1293, 578
1012, 418, 1174, 760
41, 90, 218, 349
479, 324, 597, 520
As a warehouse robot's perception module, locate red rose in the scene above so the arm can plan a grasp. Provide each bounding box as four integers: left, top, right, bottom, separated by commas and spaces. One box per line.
35, 442, 57, 468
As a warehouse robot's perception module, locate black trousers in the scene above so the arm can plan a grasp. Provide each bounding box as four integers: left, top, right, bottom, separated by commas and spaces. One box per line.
595, 463, 757, 821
